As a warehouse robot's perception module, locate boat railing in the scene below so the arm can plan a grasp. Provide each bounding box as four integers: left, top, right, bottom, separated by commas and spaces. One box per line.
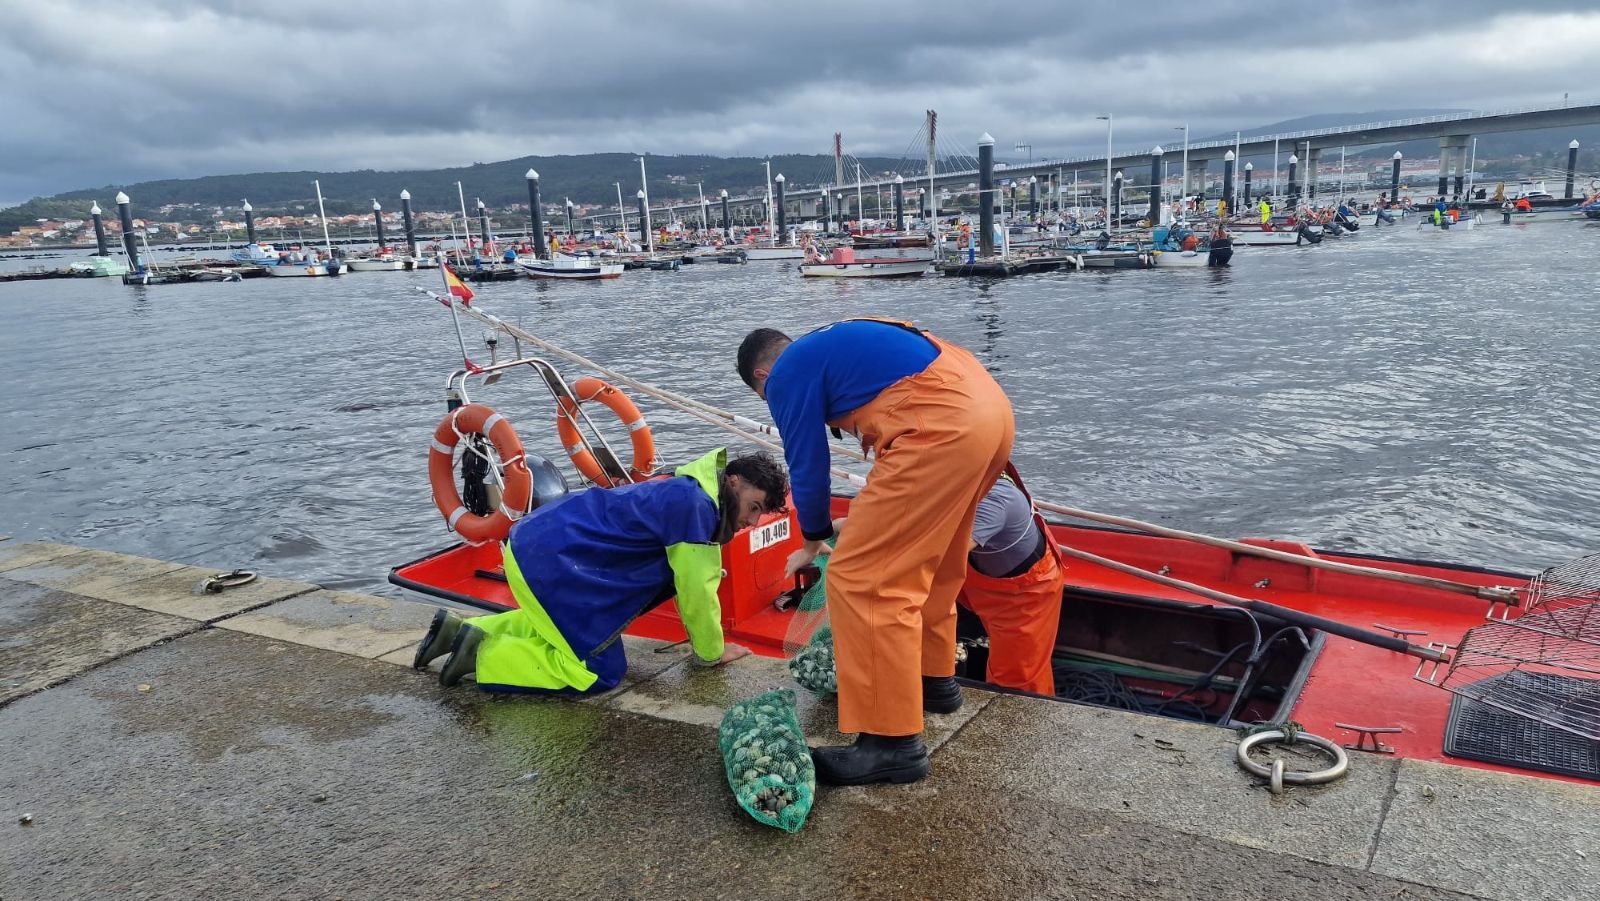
447, 356, 633, 487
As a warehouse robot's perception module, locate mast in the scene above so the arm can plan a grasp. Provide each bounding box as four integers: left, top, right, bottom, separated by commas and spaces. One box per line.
855, 161, 863, 228
456, 181, 472, 261
314, 179, 333, 256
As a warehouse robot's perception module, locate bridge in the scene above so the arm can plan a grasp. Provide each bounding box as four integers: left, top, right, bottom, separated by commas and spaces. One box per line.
586, 100, 1600, 229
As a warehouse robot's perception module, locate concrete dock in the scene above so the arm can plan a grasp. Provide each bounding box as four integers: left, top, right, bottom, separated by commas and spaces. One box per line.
3, 536, 1596, 900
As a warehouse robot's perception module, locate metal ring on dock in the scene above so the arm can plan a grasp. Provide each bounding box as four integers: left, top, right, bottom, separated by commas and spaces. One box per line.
199, 569, 258, 593
1236, 729, 1349, 794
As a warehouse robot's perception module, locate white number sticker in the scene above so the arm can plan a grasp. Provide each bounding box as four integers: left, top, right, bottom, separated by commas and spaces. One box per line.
748, 518, 791, 553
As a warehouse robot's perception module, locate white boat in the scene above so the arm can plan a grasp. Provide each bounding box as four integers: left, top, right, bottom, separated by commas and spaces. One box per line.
346, 253, 409, 272
230, 242, 281, 265
264, 259, 347, 277
799, 248, 927, 278
1150, 248, 1233, 268
742, 244, 807, 260
516, 253, 623, 280
1418, 212, 1482, 230
1498, 208, 1587, 225
1227, 229, 1304, 247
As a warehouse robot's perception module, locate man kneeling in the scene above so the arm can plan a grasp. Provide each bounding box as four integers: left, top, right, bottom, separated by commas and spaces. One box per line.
414, 448, 788, 692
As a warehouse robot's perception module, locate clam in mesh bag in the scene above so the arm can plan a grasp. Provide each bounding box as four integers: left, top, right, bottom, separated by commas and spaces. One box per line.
782, 543, 837, 696
716, 689, 816, 833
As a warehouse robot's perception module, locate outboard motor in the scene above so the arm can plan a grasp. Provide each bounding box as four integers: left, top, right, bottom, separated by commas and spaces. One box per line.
1206, 235, 1233, 267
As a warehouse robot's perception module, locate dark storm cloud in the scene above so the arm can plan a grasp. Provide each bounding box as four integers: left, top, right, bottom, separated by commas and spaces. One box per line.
2, 0, 1597, 203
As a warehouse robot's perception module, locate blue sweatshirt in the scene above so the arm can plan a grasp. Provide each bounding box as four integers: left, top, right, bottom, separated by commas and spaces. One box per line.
765, 320, 938, 540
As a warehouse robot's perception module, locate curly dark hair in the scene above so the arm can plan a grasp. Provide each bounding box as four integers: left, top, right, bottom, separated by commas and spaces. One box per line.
736, 328, 791, 389
724, 451, 789, 512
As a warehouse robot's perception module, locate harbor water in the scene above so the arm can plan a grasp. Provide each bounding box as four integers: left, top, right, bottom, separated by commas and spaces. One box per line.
4, 222, 1599, 595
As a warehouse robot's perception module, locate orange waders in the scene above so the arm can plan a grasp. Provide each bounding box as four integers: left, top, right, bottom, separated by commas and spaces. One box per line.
958, 546, 1065, 695
825, 335, 1015, 737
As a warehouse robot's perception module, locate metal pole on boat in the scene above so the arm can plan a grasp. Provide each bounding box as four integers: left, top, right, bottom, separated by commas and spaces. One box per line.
1465, 138, 1477, 201
90, 202, 109, 257
1232, 132, 1241, 212
1098, 116, 1113, 231
1221, 151, 1235, 219
1338, 147, 1346, 199
1287, 154, 1299, 207
1175, 123, 1188, 203
1390, 152, 1402, 205
526, 169, 545, 258
855, 161, 863, 229
1566, 139, 1580, 199
371, 200, 387, 250
314, 180, 333, 258
456, 182, 473, 261
639, 156, 654, 254
1272, 138, 1280, 201
978, 132, 995, 257
242, 200, 256, 246
696, 183, 707, 232
1147, 147, 1162, 226
1243, 162, 1253, 206
774, 173, 787, 242
437, 254, 473, 370
893, 174, 905, 232
720, 189, 730, 239
400, 190, 417, 258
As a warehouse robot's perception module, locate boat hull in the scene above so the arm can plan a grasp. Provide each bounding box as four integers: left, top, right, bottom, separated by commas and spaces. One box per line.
742, 245, 807, 260
799, 259, 928, 278
516, 259, 624, 280
1151, 249, 1222, 267
346, 258, 408, 272
1228, 229, 1303, 246
264, 262, 347, 276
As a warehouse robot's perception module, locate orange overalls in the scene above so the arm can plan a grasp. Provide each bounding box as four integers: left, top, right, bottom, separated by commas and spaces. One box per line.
956, 470, 1066, 696
826, 334, 1015, 737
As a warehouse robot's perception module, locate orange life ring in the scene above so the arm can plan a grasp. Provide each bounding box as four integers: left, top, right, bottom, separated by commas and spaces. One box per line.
428, 403, 533, 543
556, 377, 656, 484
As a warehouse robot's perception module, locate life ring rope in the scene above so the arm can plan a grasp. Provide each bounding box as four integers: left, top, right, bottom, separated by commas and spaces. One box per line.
429, 403, 533, 544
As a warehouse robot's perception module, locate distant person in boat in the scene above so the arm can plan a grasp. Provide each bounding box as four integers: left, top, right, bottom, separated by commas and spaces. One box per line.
412, 448, 789, 693
1515, 197, 1534, 212
736, 319, 1014, 786
1259, 198, 1272, 224
833, 469, 1065, 696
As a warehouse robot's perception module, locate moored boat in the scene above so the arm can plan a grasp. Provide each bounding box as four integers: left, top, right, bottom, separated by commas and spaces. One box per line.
264, 258, 346, 277
799, 247, 927, 278
742, 244, 808, 261
68, 256, 129, 278
516, 253, 623, 280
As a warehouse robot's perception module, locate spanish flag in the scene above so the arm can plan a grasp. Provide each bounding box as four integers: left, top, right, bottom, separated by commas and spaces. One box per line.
442, 264, 475, 305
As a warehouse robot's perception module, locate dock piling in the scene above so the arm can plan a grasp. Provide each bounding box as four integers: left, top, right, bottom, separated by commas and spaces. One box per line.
635, 190, 648, 247
115, 192, 142, 275
400, 190, 417, 258
242, 200, 257, 246
1390, 152, 1402, 204
1243, 163, 1253, 207
1112, 171, 1123, 229
1222, 151, 1235, 218
978, 133, 996, 256
526, 169, 546, 258
1029, 175, 1038, 219
1566, 139, 1580, 199
774, 174, 786, 243
1148, 147, 1162, 225
91, 202, 109, 257
371, 200, 387, 250
893, 174, 904, 232
720, 190, 730, 238
1287, 154, 1299, 207
476, 199, 491, 253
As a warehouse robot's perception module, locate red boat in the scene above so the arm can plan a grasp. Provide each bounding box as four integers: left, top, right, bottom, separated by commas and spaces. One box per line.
391, 329, 1600, 789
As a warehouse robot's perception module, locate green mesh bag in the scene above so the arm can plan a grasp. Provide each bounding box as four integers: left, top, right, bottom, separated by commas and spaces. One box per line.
716, 689, 816, 833
787, 625, 836, 695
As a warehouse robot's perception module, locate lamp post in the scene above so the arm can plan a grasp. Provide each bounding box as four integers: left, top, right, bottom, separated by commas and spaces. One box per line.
1014, 141, 1032, 165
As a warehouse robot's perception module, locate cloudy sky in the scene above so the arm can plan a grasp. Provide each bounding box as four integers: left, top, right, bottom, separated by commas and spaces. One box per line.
2, 0, 1597, 205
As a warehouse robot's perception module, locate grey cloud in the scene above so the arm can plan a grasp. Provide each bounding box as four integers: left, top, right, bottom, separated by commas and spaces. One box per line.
1, 0, 1597, 203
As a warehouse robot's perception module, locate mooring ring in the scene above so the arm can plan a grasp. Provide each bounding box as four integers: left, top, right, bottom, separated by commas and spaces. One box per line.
1236, 729, 1349, 793
199, 569, 258, 594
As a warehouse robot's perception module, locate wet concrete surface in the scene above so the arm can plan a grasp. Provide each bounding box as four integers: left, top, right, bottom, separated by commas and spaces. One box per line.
3, 547, 1593, 899
0, 577, 198, 704
2, 627, 1478, 901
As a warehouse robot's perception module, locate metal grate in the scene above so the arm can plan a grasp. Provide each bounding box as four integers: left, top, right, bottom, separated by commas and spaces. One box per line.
1428, 621, 1600, 741
1505, 553, 1600, 646
1444, 674, 1600, 780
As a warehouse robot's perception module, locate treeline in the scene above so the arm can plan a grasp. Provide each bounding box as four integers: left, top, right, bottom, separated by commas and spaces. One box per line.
1, 152, 914, 233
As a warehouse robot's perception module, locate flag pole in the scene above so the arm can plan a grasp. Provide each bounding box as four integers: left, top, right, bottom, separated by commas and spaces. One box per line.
438, 254, 474, 369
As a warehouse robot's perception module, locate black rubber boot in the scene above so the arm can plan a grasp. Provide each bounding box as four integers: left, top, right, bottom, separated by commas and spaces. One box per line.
413, 608, 465, 669
439, 623, 484, 688
812, 733, 930, 786
922, 675, 963, 714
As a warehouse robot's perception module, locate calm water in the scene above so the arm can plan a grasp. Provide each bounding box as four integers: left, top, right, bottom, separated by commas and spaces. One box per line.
4, 222, 1600, 595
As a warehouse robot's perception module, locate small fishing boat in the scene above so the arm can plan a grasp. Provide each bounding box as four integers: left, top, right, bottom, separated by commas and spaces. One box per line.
1226, 227, 1307, 247
742, 244, 808, 261
1150, 246, 1236, 268
264, 257, 346, 277
1418, 212, 1482, 231
851, 232, 931, 249
230, 242, 281, 265
346, 251, 410, 272
390, 298, 1600, 789
516, 253, 623, 280
799, 247, 927, 278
